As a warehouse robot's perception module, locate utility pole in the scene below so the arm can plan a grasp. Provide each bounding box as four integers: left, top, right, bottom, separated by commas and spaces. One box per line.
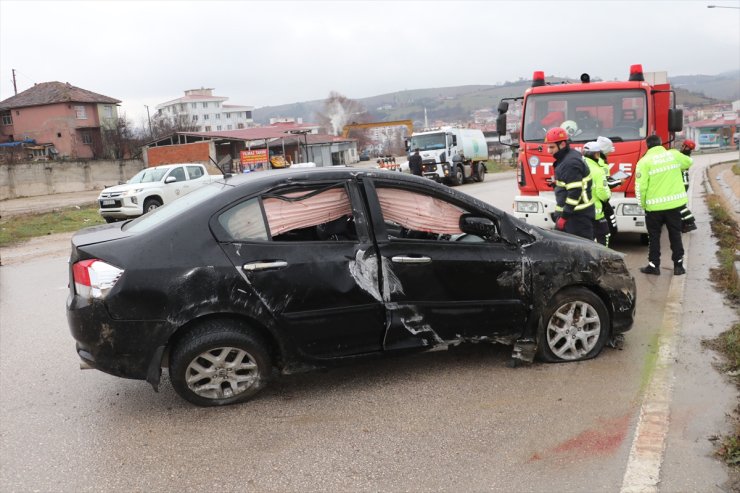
144, 105, 153, 137
12, 69, 17, 95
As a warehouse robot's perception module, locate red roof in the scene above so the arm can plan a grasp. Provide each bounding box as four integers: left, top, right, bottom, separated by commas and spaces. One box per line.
686, 117, 739, 128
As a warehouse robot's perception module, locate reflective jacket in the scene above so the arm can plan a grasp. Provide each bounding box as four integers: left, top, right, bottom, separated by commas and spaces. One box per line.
635, 146, 688, 212
585, 156, 610, 220
553, 146, 594, 218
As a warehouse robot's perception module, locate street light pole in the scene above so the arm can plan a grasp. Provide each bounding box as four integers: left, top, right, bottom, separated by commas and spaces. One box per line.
144, 105, 153, 137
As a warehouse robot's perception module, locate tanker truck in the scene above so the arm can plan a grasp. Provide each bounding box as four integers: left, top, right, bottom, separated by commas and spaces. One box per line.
496, 64, 683, 238
406, 127, 489, 185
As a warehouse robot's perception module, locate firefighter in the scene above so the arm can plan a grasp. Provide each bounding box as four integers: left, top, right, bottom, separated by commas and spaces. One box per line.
582, 141, 611, 246
545, 127, 595, 240
596, 136, 620, 236
636, 135, 688, 276
669, 139, 697, 233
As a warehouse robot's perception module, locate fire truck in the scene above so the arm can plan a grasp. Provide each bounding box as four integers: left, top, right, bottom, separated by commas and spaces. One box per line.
496, 64, 684, 237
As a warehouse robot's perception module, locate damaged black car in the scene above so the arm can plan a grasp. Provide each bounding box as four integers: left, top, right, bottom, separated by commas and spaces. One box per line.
67, 168, 636, 406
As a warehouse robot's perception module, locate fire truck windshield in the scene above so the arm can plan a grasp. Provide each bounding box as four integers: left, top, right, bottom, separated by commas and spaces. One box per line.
409, 133, 446, 151
522, 90, 647, 143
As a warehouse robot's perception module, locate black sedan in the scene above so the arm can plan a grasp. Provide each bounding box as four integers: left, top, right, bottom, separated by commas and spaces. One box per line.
67, 168, 636, 406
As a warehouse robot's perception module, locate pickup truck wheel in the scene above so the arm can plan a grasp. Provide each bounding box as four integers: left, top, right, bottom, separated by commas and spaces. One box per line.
143, 198, 162, 214
537, 287, 609, 363
104, 217, 117, 224
169, 319, 272, 407
452, 165, 465, 186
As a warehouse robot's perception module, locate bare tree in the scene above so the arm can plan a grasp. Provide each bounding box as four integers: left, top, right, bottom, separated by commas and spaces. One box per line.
151, 113, 199, 139
101, 116, 143, 159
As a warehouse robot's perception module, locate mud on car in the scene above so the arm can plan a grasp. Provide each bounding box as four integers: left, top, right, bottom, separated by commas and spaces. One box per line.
67, 168, 636, 406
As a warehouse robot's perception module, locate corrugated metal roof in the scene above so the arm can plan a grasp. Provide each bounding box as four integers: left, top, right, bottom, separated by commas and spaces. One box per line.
0, 81, 120, 109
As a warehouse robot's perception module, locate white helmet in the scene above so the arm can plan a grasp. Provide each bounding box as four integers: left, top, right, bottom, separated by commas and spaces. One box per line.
597, 136, 614, 154
561, 120, 579, 137
582, 141, 601, 155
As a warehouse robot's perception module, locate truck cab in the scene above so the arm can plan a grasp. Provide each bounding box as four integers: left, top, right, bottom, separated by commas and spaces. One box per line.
497, 65, 683, 235
407, 127, 488, 185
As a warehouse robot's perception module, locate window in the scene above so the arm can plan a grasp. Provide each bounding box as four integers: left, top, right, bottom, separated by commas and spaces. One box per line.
1, 111, 12, 125
180, 104, 185, 111
192, 115, 198, 121
186, 165, 204, 180
227, 125, 233, 130
203, 114, 209, 120
57, 132, 62, 138
218, 198, 269, 241
215, 113, 220, 119
81, 132, 93, 145
376, 187, 474, 241
226, 113, 231, 119
205, 126, 212, 131
167, 167, 186, 182
103, 105, 113, 118
237, 123, 244, 129
217, 125, 222, 131
191, 103, 197, 109
202, 102, 208, 108
75, 105, 87, 119
246, 111, 252, 119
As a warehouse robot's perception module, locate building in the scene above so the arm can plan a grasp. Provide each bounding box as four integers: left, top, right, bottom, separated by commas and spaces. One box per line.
155, 88, 253, 132
0, 81, 121, 159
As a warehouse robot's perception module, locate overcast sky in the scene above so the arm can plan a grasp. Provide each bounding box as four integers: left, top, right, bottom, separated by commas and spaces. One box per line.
1, 0, 738, 126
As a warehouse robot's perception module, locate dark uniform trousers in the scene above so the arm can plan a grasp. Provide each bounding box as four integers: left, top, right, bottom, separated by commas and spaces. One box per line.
564, 214, 594, 240
645, 206, 684, 267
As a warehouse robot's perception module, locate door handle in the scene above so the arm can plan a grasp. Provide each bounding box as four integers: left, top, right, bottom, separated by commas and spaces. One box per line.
391, 256, 431, 264
243, 261, 288, 271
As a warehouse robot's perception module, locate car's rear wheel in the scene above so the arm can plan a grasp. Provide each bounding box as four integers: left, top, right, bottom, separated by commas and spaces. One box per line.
143, 198, 162, 214
537, 287, 609, 362
169, 320, 271, 406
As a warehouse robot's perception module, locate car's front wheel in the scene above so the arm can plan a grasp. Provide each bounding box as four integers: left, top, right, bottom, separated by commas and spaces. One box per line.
143, 198, 162, 214
169, 320, 272, 406
537, 287, 609, 362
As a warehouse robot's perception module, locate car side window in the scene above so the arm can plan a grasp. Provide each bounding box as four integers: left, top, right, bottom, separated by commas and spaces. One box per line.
218, 198, 268, 241
262, 185, 357, 242
376, 186, 489, 242
186, 166, 204, 180
168, 167, 186, 182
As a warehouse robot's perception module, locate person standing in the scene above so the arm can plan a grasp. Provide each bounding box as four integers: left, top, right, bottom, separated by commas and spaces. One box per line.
582, 142, 611, 246
596, 136, 620, 236
545, 127, 595, 240
669, 139, 697, 233
408, 148, 423, 176
636, 135, 688, 276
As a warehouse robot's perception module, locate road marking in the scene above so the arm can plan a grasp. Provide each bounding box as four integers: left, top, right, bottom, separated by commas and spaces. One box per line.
620, 164, 702, 492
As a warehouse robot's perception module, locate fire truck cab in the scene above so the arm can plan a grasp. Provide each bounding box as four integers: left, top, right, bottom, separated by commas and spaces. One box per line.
497, 65, 683, 235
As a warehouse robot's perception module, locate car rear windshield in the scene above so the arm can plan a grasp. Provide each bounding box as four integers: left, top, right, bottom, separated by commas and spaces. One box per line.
122, 183, 226, 233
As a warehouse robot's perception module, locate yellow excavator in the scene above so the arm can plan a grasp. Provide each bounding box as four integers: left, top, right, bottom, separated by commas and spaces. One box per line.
341, 120, 413, 139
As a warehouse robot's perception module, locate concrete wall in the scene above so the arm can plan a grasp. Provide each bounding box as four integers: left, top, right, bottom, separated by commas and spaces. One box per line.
0, 159, 144, 200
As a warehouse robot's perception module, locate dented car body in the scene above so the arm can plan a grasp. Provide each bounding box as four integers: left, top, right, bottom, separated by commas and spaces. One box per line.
67, 168, 636, 406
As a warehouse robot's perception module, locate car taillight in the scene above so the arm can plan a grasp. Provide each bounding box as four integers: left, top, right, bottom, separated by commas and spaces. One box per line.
72, 259, 124, 299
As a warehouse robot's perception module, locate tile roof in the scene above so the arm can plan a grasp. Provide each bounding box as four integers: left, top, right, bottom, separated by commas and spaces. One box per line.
0, 81, 120, 109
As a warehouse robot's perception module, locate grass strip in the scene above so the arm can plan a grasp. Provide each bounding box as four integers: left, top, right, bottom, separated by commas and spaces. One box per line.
0, 205, 104, 247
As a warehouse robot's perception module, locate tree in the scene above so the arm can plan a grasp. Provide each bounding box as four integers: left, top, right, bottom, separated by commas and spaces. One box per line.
101, 116, 143, 159
150, 112, 199, 139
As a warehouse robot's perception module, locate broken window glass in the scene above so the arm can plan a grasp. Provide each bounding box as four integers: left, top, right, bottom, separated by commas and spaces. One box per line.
376, 187, 466, 240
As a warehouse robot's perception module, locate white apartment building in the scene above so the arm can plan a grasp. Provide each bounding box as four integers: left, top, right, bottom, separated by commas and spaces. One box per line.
155, 88, 254, 132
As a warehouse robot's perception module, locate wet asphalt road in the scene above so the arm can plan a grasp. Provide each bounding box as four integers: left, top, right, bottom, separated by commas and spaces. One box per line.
0, 154, 736, 492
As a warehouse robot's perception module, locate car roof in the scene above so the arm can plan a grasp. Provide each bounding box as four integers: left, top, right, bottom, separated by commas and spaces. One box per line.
221, 167, 425, 189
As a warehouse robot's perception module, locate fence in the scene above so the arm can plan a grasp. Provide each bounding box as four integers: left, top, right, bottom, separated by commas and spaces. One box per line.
0, 159, 144, 200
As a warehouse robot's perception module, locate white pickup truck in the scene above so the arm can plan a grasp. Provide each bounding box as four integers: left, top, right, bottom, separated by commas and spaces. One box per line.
98, 163, 222, 222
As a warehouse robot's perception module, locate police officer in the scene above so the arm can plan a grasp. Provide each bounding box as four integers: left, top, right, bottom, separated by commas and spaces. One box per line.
545, 127, 595, 240
669, 139, 697, 233
408, 148, 422, 176
582, 141, 611, 246
636, 135, 688, 276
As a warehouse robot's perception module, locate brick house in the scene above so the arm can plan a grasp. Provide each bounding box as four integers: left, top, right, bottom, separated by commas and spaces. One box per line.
0, 81, 121, 159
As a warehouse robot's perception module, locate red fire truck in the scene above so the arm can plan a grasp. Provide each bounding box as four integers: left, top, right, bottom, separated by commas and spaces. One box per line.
496, 64, 684, 237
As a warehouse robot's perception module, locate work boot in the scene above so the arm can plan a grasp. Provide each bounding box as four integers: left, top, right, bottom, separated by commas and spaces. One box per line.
639, 263, 660, 275
674, 263, 686, 275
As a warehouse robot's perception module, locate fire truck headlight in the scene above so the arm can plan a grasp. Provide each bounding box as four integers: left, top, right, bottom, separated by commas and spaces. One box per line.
622, 204, 645, 216
515, 201, 540, 213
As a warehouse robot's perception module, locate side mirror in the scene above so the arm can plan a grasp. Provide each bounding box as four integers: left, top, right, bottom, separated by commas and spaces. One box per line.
451, 136, 457, 146
496, 114, 507, 136
460, 214, 497, 239
165, 176, 177, 184
497, 101, 509, 114
668, 109, 683, 132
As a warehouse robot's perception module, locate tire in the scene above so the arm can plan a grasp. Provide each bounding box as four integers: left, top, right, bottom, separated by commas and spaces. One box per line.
473, 163, 486, 183
143, 197, 162, 214
452, 165, 465, 186
104, 217, 117, 224
536, 287, 610, 362
169, 319, 272, 406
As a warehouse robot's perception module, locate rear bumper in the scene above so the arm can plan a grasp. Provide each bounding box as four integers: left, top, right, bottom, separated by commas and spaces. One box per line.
67, 293, 170, 380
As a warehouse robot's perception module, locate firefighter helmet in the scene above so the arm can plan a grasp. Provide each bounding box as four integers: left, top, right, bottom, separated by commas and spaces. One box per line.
682, 139, 696, 150
561, 120, 579, 137
545, 127, 569, 143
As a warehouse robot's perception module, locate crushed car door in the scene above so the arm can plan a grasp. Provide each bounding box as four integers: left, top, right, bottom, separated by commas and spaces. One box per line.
214, 181, 386, 359
362, 180, 528, 351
